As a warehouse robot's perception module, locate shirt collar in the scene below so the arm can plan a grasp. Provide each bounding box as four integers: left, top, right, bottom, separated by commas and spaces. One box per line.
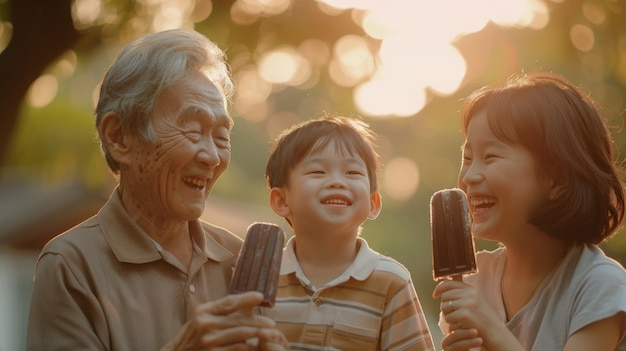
281, 236, 380, 286
98, 187, 232, 264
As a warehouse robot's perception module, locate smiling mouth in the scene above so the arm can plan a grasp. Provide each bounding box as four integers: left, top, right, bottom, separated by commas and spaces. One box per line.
470, 197, 495, 213
321, 197, 351, 206
183, 177, 207, 191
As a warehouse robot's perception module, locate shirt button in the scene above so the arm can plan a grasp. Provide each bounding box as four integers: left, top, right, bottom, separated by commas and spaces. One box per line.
314, 298, 322, 306
189, 284, 195, 293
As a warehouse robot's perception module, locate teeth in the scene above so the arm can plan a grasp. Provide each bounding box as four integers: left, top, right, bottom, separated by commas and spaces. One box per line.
470, 199, 494, 206
470, 197, 494, 208
183, 177, 207, 190
323, 198, 349, 205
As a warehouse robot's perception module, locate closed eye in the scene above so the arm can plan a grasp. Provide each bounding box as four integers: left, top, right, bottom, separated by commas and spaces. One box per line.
214, 134, 231, 148
346, 170, 365, 176
184, 130, 202, 142
484, 153, 499, 160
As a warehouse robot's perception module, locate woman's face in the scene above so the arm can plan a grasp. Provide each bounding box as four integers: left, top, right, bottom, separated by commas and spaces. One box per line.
458, 110, 553, 244
122, 73, 232, 224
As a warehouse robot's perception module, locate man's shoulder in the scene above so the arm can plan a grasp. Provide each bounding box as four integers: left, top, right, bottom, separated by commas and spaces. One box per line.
42, 215, 102, 251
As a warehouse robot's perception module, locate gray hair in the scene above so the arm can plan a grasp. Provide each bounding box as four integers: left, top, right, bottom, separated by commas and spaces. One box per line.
95, 29, 235, 174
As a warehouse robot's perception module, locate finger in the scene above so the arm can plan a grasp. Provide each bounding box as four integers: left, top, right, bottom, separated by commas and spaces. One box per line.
197, 312, 276, 332
258, 328, 289, 351
442, 328, 482, 351
433, 279, 467, 298
200, 325, 263, 348
443, 337, 483, 351
258, 341, 286, 351
441, 299, 457, 314
203, 292, 265, 316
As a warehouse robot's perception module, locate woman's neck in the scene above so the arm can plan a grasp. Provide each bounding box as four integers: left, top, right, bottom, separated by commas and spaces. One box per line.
500, 234, 569, 318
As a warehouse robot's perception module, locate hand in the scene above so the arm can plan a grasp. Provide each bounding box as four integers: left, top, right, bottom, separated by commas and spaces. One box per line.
257, 327, 289, 351
433, 280, 523, 351
166, 291, 287, 351
440, 328, 483, 351
433, 279, 498, 333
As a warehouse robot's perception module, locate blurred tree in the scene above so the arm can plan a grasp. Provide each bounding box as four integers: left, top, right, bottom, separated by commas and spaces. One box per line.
0, 0, 365, 168
0, 0, 79, 167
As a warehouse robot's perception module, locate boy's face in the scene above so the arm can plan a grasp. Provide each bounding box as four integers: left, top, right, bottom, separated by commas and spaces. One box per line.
270, 140, 381, 238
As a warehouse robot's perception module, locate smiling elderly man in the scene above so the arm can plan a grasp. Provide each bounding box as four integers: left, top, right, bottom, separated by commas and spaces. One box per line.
26, 29, 288, 351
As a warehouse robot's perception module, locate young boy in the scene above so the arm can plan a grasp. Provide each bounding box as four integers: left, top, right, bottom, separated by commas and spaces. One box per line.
261, 115, 435, 351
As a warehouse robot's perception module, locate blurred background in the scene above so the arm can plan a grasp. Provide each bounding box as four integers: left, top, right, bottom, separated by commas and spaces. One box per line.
1, 0, 626, 349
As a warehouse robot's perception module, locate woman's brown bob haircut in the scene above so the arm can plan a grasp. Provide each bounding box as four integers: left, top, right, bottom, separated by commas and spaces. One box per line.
462, 72, 625, 244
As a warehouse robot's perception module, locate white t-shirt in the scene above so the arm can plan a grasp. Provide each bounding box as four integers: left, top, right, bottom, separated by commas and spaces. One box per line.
440, 244, 626, 350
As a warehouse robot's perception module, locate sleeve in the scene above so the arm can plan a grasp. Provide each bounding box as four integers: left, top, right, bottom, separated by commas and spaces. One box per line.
570, 261, 626, 340
380, 278, 435, 351
26, 252, 108, 351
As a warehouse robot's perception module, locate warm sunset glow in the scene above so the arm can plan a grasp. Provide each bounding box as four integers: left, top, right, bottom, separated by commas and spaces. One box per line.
317, 0, 550, 118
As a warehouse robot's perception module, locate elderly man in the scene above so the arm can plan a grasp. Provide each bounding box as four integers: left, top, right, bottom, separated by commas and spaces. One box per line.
26, 29, 288, 351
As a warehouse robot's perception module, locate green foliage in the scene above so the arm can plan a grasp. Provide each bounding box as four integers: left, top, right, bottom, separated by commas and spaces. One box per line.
4, 100, 108, 188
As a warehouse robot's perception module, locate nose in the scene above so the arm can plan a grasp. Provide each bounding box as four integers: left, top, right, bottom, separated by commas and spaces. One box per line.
327, 171, 347, 188
460, 163, 483, 186
196, 138, 221, 168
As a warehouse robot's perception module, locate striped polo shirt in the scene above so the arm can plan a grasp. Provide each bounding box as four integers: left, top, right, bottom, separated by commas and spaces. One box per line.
259, 237, 435, 351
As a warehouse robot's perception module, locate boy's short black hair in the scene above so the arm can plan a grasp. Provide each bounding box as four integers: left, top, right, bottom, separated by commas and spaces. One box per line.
265, 115, 380, 193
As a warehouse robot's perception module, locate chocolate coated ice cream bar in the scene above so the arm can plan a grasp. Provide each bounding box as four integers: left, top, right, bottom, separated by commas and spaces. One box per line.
430, 188, 477, 281
230, 222, 285, 307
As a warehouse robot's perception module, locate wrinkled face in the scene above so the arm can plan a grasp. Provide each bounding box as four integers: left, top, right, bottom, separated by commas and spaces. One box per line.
458, 110, 551, 243
122, 74, 232, 223
275, 141, 380, 238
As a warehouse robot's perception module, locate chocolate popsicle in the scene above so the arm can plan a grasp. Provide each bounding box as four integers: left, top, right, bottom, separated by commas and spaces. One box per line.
430, 188, 477, 281
230, 222, 285, 307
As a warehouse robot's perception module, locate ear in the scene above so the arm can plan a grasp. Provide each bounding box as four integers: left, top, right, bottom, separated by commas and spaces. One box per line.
269, 187, 291, 218
101, 112, 132, 166
368, 191, 382, 220
547, 167, 568, 201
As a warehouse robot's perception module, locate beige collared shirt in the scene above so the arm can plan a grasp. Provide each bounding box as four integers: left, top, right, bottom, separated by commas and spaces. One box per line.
26, 188, 243, 351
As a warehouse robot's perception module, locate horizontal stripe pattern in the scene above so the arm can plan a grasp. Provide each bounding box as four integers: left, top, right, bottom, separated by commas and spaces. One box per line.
260, 238, 434, 351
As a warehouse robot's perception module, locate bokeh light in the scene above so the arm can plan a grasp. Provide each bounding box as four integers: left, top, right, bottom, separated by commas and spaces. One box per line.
382, 157, 420, 201
27, 75, 58, 108
316, 0, 550, 118
258, 46, 312, 86
570, 24, 595, 52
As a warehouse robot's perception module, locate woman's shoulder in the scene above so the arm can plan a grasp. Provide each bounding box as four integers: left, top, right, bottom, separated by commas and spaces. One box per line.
574, 244, 626, 280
